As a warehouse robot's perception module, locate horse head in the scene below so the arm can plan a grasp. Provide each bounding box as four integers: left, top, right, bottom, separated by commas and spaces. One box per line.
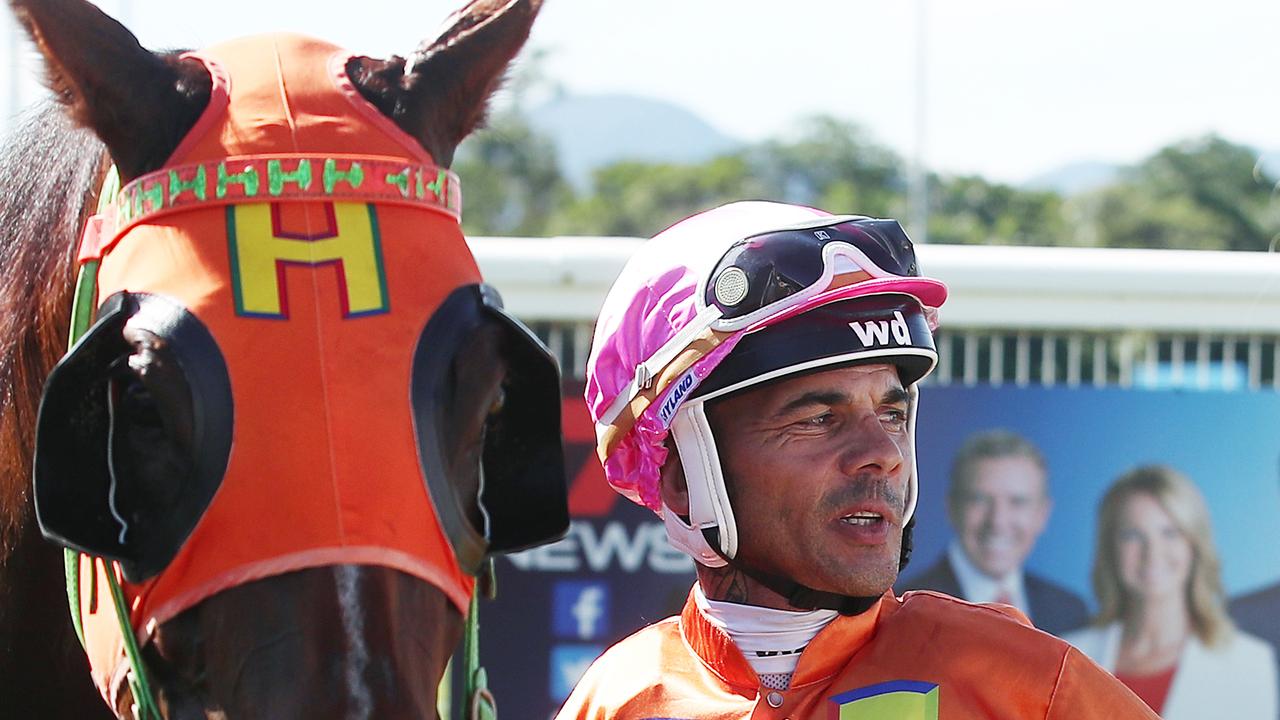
6, 0, 567, 717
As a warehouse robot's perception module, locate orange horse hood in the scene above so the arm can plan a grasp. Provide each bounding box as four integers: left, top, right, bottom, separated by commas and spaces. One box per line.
32, 34, 568, 699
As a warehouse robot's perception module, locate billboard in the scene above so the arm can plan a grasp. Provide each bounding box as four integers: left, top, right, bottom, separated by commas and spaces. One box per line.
907, 385, 1280, 602
477, 383, 1280, 718
477, 386, 695, 718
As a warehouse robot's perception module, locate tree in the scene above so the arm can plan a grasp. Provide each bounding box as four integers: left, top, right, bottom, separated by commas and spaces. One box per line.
743, 116, 907, 218
550, 155, 762, 237
551, 116, 910, 237
928, 175, 1071, 246
1073, 135, 1279, 251
455, 101, 1277, 255
452, 112, 572, 237
450, 48, 573, 237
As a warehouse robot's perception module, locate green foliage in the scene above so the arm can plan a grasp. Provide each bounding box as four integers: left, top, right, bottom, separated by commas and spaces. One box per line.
452, 112, 1278, 253
1071, 135, 1279, 251
927, 175, 1071, 246
549, 155, 763, 237
743, 117, 907, 217
453, 113, 571, 237
546, 116, 912, 237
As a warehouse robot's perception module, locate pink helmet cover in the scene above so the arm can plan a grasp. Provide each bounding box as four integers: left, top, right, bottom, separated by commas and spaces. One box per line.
586, 201, 841, 511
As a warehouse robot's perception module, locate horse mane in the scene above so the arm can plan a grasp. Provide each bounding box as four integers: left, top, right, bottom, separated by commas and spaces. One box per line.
0, 100, 107, 559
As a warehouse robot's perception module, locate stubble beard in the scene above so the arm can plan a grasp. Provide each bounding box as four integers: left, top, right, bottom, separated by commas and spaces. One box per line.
706, 467, 909, 607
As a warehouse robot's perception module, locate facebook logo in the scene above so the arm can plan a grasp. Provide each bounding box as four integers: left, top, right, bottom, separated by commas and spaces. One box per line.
549, 644, 604, 701
552, 580, 610, 640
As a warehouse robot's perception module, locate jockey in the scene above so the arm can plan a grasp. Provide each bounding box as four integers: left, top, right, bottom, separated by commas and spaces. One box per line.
556, 201, 1156, 719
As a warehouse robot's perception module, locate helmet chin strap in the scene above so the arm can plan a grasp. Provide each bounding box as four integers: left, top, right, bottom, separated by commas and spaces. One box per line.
666, 363, 926, 616
699, 518, 915, 616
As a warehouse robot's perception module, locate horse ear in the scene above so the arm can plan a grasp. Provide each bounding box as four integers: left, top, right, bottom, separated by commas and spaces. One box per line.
8, 0, 210, 179
347, 0, 543, 167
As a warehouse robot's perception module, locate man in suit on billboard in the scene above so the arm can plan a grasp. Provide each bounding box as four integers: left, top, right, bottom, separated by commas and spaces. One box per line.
900, 430, 1088, 635
1230, 460, 1280, 662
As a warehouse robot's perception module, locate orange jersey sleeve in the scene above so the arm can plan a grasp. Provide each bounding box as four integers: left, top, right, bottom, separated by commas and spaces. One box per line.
553, 588, 1159, 720
1045, 644, 1161, 719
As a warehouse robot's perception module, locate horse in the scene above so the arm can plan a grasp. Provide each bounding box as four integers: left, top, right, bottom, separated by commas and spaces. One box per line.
0, 0, 567, 718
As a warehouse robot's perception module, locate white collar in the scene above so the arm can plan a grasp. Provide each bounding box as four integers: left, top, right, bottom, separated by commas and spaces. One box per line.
693, 582, 837, 676
947, 540, 1028, 611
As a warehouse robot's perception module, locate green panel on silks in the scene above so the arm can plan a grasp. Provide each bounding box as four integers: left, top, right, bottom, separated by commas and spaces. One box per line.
828, 680, 939, 719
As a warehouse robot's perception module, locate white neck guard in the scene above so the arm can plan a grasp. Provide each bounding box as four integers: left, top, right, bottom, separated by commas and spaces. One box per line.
693, 582, 838, 676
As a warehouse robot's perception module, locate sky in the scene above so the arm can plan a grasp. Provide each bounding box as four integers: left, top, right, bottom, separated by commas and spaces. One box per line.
2, 0, 1276, 183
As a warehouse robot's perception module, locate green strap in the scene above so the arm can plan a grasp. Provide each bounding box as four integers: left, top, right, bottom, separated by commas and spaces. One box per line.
70, 260, 100, 335
63, 257, 102, 652
106, 567, 161, 720
64, 548, 84, 648
463, 561, 497, 720
61, 166, 160, 719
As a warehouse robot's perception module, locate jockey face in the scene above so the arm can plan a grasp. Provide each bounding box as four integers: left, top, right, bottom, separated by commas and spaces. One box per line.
704, 363, 912, 606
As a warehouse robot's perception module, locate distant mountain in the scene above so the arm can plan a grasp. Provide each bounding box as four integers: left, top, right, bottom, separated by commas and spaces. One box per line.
527, 93, 742, 189
1025, 149, 1280, 196
525, 94, 1279, 198
1023, 161, 1120, 195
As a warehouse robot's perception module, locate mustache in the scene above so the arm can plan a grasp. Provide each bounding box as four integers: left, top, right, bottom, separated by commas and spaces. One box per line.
818, 474, 906, 517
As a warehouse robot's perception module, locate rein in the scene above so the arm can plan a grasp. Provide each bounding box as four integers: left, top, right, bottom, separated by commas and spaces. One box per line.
463, 562, 498, 720
61, 159, 496, 720
65, 167, 163, 720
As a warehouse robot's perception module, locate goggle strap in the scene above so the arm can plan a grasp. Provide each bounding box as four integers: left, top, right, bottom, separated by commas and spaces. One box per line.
595, 324, 733, 464
821, 241, 895, 279
598, 304, 722, 427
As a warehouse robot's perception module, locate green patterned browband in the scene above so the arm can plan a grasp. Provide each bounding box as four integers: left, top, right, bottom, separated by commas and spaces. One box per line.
113, 155, 461, 231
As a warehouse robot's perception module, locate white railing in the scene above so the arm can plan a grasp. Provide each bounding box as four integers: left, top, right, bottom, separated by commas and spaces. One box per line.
469, 237, 1280, 390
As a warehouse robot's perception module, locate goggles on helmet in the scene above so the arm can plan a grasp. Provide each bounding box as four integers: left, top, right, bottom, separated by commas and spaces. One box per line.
597, 215, 946, 460
706, 216, 938, 327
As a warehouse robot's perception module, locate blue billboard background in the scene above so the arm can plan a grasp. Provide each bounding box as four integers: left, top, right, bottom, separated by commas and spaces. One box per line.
475, 383, 1280, 718
909, 385, 1280, 600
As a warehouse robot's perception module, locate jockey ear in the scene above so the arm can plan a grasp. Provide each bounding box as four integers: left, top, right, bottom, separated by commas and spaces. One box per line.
346, 0, 543, 167
8, 0, 211, 180
33, 292, 233, 581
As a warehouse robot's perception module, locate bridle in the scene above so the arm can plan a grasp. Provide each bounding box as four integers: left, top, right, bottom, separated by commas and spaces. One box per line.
54, 162, 501, 720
